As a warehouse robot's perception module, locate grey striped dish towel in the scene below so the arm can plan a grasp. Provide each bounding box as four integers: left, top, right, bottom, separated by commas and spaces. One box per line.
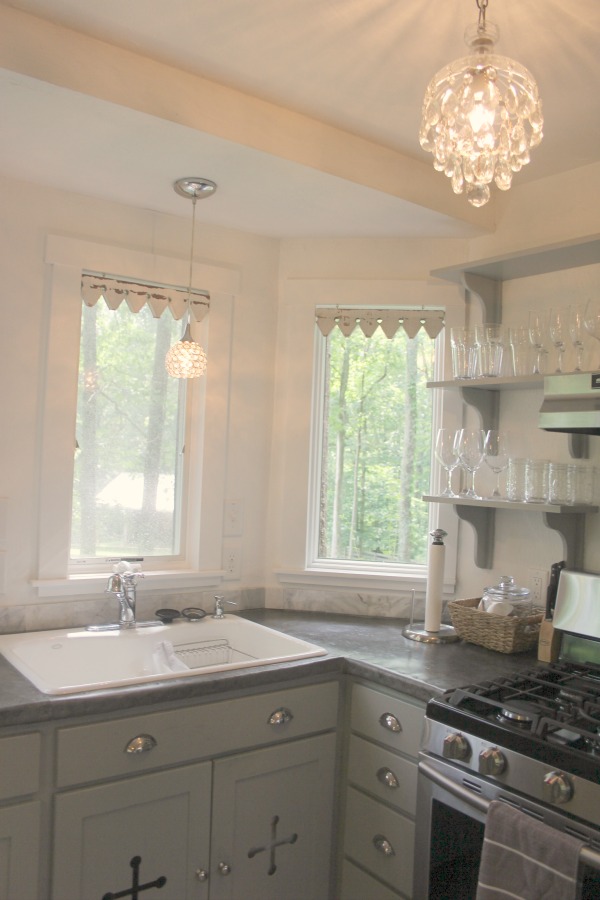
476, 800, 584, 900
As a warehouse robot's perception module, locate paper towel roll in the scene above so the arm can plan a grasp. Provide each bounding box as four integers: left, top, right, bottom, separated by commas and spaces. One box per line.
424, 530, 446, 632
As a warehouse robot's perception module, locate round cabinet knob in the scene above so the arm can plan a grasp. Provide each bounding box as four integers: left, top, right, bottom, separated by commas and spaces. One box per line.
268, 707, 293, 727
543, 771, 574, 805
376, 767, 399, 789
442, 732, 471, 761
218, 862, 232, 876
379, 712, 401, 733
478, 747, 507, 776
195, 869, 209, 882
373, 834, 395, 857
124, 734, 157, 754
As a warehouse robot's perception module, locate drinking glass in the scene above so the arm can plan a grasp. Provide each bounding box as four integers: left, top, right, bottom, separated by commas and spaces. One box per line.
434, 428, 459, 497
450, 328, 477, 379
475, 324, 505, 377
528, 310, 548, 375
548, 307, 567, 373
509, 326, 533, 376
483, 430, 510, 498
568, 305, 586, 372
583, 298, 600, 369
455, 428, 485, 499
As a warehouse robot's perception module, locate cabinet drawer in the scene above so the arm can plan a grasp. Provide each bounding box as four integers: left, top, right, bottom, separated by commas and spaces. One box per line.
347, 735, 417, 816
340, 859, 403, 900
344, 787, 414, 896
56, 681, 338, 787
0, 732, 41, 800
351, 684, 424, 758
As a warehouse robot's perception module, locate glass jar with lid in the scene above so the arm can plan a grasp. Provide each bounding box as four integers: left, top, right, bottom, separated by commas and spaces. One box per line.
480, 575, 532, 617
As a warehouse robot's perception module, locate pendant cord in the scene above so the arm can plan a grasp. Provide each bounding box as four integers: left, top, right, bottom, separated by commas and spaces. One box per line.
186, 196, 197, 329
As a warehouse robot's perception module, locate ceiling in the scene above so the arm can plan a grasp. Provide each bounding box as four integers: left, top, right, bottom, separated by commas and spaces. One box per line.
1, 0, 599, 238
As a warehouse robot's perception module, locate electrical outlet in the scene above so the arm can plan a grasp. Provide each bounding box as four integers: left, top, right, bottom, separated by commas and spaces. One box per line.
223, 542, 242, 580
529, 568, 548, 608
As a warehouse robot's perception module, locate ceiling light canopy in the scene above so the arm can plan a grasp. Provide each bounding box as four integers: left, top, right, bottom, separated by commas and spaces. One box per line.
419, 0, 543, 208
165, 178, 217, 378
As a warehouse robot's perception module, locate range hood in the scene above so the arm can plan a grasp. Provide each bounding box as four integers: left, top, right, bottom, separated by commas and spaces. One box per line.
539, 372, 600, 435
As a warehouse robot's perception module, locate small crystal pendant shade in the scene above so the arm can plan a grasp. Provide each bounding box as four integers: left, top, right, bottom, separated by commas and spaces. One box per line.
419, 1, 543, 207
165, 322, 208, 378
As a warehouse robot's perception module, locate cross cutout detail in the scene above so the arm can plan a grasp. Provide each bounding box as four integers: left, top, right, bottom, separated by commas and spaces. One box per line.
102, 855, 167, 900
248, 815, 298, 875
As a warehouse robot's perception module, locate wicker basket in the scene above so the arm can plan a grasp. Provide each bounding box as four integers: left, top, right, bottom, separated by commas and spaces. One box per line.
448, 598, 543, 654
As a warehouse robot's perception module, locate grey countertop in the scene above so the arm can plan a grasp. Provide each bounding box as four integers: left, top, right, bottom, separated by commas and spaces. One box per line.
0, 609, 538, 727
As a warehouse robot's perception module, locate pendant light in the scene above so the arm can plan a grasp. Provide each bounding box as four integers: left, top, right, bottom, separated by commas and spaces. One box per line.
165, 177, 217, 378
419, 0, 543, 208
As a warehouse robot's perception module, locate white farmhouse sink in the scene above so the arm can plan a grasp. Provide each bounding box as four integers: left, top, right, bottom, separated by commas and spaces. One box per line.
0, 616, 327, 695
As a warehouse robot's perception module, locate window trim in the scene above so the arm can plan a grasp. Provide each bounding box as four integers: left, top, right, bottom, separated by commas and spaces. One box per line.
271, 278, 461, 598
306, 313, 443, 575
34, 234, 239, 597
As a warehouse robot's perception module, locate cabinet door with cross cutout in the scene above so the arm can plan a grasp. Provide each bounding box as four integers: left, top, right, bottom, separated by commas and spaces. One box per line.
52, 762, 211, 900
210, 733, 336, 900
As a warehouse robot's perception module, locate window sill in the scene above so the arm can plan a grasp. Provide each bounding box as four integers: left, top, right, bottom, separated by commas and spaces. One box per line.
32, 570, 224, 599
274, 566, 436, 595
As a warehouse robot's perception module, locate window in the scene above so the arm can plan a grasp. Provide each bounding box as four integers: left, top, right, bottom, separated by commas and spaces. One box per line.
308, 307, 443, 573
71, 300, 188, 561
36, 235, 239, 595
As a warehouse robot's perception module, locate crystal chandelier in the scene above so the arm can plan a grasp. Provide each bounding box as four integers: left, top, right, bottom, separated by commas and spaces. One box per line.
165, 177, 217, 378
419, 0, 543, 208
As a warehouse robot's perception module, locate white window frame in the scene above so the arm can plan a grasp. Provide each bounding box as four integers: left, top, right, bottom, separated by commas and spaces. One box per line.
307, 313, 444, 577
271, 278, 461, 597
34, 235, 239, 597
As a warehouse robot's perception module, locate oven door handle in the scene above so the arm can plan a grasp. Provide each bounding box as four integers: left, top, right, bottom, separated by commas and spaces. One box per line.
419, 759, 600, 873
419, 758, 489, 814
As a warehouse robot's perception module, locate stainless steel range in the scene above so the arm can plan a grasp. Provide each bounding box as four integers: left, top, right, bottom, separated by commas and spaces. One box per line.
414, 571, 600, 900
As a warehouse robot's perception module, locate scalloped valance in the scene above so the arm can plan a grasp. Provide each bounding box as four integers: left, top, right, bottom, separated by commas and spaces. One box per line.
315, 307, 445, 339
81, 272, 210, 323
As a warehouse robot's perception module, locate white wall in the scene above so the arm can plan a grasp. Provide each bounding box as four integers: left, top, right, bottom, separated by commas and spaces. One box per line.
0, 163, 598, 629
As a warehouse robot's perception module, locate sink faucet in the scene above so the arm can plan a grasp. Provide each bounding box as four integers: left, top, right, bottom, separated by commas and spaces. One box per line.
212, 595, 237, 619
105, 561, 145, 628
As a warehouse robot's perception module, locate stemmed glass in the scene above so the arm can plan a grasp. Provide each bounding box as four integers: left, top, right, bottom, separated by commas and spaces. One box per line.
548, 308, 567, 373
483, 430, 510, 498
528, 310, 548, 375
569, 305, 586, 372
455, 428, 485, 499
434, 428, 459, 497
583, 298, 600, 369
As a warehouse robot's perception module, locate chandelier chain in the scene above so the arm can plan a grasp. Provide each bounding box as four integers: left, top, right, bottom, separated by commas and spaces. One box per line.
476, 0, 488, 29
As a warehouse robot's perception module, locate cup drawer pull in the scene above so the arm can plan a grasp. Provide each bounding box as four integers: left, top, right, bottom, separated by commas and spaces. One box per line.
373, 834, 395, 857
379, 712, 401, 733
125, 734, 157, 754
377, 767, 399, 789
268, 707, 293, 727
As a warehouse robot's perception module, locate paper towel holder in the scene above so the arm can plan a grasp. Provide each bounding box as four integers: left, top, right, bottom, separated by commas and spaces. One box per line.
402, 530, 459, 644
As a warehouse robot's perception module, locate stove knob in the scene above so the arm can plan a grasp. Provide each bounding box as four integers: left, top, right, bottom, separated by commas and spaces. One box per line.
442, 732, 471, 761
543, 771, 573, 805
478, 747, 507, 776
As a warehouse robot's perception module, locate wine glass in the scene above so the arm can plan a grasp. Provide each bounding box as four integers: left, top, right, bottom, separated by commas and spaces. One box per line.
583, 298, 600, 369
528, 309, 548, 375
434, 428, 459, 497
483, 430, 510, 498
568, 305, 586, 372
548, 308, 567, 373
455, 429, 485, 499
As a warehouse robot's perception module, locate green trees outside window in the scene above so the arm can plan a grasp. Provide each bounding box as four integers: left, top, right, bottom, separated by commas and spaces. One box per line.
319, 326, 433, 566
71, 301, 186, 560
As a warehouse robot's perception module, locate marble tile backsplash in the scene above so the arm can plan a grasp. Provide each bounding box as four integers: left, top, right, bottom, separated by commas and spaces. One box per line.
0, 588, 265, 635
281, 587, 427, 620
